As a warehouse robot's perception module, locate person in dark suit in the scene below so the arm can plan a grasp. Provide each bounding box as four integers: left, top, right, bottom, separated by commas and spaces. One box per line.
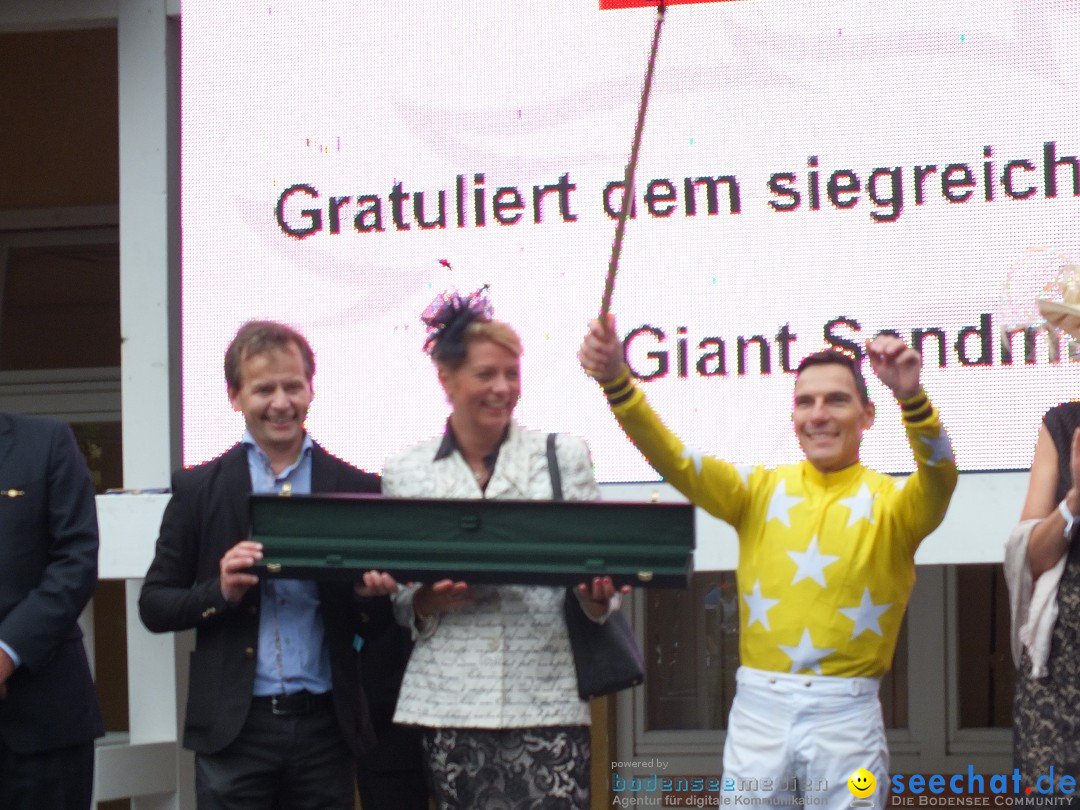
139, 320, 395, 810
355, 623, 430, 810
0, 412, 104, 810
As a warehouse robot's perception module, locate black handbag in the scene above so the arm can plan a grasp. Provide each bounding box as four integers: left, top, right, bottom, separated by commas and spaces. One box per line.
547, 434, 646, 700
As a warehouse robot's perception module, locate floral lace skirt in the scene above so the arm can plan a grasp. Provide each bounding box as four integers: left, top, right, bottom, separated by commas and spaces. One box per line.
421, 726, 590, 810
1013, 555, 1080, 790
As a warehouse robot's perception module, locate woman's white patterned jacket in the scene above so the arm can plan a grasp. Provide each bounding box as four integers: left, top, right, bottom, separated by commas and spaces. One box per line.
385, 423, 605, 728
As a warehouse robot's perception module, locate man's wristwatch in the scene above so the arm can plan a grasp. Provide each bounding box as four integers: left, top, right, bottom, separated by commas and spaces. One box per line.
1058, 499, 1079, 539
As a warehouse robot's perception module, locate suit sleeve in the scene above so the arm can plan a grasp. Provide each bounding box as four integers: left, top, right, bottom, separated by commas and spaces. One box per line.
138, 472, 231, 634
0, 422, 99, 672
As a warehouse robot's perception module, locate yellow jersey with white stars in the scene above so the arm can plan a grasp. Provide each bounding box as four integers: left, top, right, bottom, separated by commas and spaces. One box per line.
605, 377, 957, 678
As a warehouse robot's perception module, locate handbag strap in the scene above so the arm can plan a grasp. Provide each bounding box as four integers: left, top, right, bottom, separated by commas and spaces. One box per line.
546, 433, 563, 501
550, 432, 581, 626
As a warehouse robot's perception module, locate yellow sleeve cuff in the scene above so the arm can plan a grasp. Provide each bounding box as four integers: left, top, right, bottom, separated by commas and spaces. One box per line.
600, 364, 637, 406
897, 388, 932, 424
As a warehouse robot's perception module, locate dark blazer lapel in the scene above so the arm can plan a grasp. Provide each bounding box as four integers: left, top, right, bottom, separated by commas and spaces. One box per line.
311, 441, 333, 493
220, 444, 253, 537
0, 412, 16, 473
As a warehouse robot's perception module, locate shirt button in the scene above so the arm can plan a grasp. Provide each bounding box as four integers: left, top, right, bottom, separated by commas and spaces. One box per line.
769, 677, 777, 684
244, 647, 255, 659
804, 681, 812, 687
488, 638, 501, 652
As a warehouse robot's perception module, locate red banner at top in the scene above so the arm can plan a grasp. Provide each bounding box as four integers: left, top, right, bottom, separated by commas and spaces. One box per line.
600, 0, 743, 8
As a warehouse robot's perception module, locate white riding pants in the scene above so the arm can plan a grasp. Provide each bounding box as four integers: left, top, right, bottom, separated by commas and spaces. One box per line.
721, 666, 889, 810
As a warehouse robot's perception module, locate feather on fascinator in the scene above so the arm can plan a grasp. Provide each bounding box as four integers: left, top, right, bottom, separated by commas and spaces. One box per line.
421, 285, 493, 363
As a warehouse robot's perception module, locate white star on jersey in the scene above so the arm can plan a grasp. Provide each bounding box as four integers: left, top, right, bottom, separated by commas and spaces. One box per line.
680, 446, 704, 476
766, 480, 803, 527
838, 587, 892, 638
787, 536, 840, 587
743, 579, 781, 630
779, 629, 836, 674
839, 483, 875, 527
735, 464, 753, 488
920, 428, 954, 465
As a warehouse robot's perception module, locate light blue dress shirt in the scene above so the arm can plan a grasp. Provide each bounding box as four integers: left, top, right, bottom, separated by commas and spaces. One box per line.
242, 431, 333, 697
0, 639, 20, 669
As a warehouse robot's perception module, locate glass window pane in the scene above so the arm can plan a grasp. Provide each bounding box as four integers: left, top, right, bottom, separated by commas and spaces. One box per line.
955, 563, 1014, 728
0, 243, 120, 370
645, 572, 739, 731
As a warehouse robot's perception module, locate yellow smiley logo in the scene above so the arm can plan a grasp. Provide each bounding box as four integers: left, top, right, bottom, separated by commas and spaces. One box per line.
848, 769, 876, 798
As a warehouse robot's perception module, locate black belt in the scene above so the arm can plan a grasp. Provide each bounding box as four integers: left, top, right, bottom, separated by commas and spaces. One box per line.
251, 690, 333, 717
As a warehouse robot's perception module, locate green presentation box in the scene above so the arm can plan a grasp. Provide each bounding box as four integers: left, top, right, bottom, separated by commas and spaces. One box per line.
250, 493, 694, 587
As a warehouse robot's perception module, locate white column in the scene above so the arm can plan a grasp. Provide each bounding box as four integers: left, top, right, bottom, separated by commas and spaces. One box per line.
118, 0, 179, 483
109, 0, 191, 807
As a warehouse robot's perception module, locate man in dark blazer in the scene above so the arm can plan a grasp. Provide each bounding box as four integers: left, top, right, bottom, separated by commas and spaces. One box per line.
0, 412, 104, 810
355, 623, 430, 810
139, 320, 393, 809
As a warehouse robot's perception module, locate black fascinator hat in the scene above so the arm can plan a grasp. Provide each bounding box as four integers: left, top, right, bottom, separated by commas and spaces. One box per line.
421, 284, 493, 365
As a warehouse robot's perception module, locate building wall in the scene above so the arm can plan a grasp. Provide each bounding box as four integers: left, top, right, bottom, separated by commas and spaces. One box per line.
0, 28, 118, 210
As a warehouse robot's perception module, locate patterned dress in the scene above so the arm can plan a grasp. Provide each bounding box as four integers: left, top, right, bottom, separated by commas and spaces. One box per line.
384, 423, 600, 810
1014, 402, 1080, 789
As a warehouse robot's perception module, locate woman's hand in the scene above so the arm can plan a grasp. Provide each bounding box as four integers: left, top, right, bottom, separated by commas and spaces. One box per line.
576, 576, 625, 621
354, 570, 398, 598
413, 579, 473, 619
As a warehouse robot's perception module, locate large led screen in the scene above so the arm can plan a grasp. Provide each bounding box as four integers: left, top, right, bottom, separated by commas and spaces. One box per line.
181, 0, 1079, 481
